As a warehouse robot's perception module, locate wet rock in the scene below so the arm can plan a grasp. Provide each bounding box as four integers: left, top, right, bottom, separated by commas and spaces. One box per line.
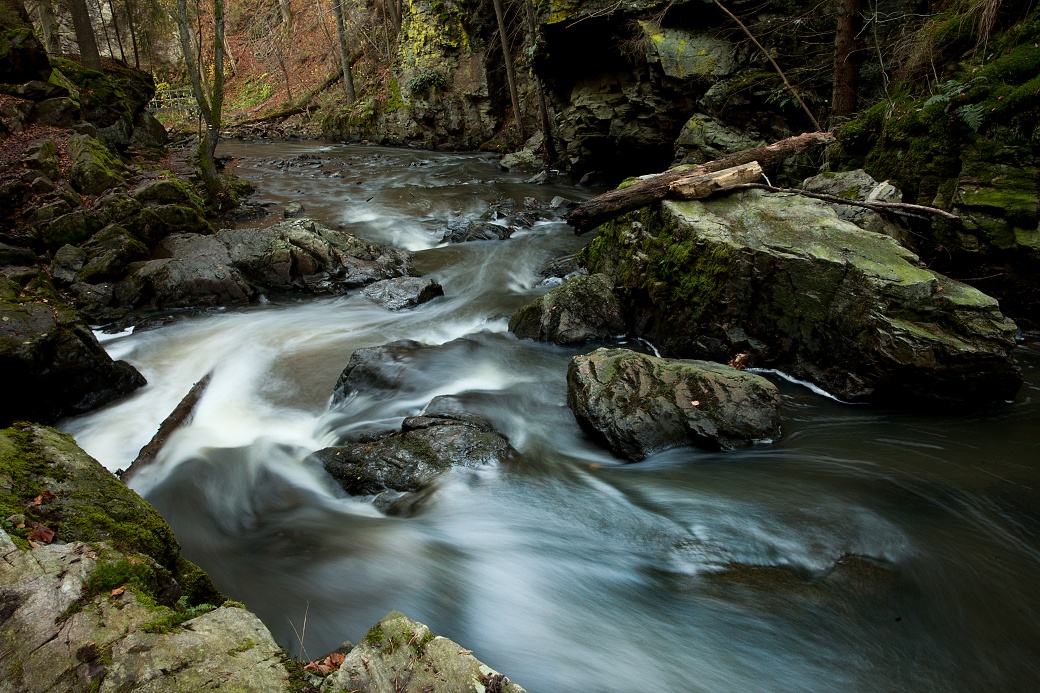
567, 348, 781, 461
441, 218, 514, 243
315, 406, 518, 496
582, 191, 1022, 406
119, 233, 257, 309
361, 276, 444, 310
0, 268, 145, 425
218, 217, 412, 293
501, 148, 543, 173
74, 224, 150, 284
323, 610, 527, 693
284, 200, 304, 218
330, 339, 428, 406
509, 273, 626, 345
539, 254, 584, 280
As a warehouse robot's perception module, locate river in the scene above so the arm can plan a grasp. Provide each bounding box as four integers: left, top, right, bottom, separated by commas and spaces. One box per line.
61, 141, 1040, 692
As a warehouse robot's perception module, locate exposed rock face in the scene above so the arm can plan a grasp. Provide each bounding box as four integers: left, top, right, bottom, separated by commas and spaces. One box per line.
323, 610, 527, 693
567, 348, 781, 460
0, 266, 145, 426
582, 191, 1022, 407
316, 401, 518, 496
509, 273, 626, 344
362, 276, 444, 310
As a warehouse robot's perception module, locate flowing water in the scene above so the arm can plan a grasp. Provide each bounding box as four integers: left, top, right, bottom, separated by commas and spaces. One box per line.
62, 142, 1040, 692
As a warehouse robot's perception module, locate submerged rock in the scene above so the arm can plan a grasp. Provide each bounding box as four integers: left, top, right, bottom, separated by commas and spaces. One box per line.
567, 348, 781, 461
582, 191, 1022, 407
441, 218, 514, 243
315, 399, 518, 497
509, 273, 626, 344
361, 276, 444, 310
324, 610, 527, 693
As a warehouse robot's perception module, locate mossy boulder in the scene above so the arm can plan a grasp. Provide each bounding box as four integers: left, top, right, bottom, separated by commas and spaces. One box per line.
581, 191, 1021, 407
509, 272, 627, 344
0, 1, 51, 84
568, 348, 782, 460
324, 610, 527, 693
0, 424, 289, 686
0, 266, 145, 425
65, 133, 126, 196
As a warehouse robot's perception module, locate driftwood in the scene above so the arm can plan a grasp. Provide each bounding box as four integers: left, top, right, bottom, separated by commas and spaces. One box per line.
567, 131, 835, 233
119, 372, 212, 484
668, 162, 763, 199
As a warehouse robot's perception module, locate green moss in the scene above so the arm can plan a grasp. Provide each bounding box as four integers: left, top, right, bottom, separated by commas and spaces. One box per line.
141, 599, 217, 634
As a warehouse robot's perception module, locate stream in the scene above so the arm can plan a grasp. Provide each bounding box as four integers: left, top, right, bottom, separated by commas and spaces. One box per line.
62, 141, 1040, 692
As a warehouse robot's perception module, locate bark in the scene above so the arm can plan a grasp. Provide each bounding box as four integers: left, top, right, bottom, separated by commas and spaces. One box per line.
278, 0, 292, 28
830, 0, 864, 124
567, 131, 836, 233
384, 0, 399, 30
668, 163, 763, 199
330, 0, 355, 103
33, 0, 60, 53
120, 373, 212, 483
109, 0, 127, 62
124, 0, 139, 67
521, 0, 556, 163
492, 0, 524, 140
177, 0, 226, 200
93, 0, 115, 59
66, 0, 103, 69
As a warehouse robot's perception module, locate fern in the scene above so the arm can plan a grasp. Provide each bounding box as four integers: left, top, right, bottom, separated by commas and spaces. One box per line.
957, 103, 986, 132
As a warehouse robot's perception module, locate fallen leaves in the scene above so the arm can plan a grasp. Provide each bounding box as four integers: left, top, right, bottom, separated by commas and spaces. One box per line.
303, 651, 345, 675
728, 352, 750, 370
31, 490, 56, 505
111, 586, 126, 596
28, 523, 55, 544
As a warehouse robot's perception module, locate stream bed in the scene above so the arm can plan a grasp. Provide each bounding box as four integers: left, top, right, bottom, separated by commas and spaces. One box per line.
62, 141, 1040, 692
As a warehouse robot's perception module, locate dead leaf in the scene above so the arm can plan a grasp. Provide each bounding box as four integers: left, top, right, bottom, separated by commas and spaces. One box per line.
29, 523, 55, 544
27, 539, 40, 549
458, 649, 473, 655
111, 586, 126, 596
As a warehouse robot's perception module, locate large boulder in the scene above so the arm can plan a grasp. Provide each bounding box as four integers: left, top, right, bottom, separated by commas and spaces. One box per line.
218, 218, 413, 293
118, 233, 257, 309
0, 425, 288, 693
567, 348, 781, 460
315, 400, 519, 497
509, 273, 626, 344
65, 133, 126, 196
581, 191, 1022, 407
0, 267, 145, 425
323, 610, 527, 693
0, 1, 51, 84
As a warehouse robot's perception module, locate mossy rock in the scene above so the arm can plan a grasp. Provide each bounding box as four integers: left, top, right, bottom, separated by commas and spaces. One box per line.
509, 273, 627, 344
66, 133, 126, 196
0, 424, 177, 568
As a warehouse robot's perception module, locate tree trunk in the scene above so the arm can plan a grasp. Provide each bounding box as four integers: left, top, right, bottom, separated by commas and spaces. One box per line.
123, 0, 139, 67
492, 0, 524, 141
93, 0, 116, 59
177, 0, 226, 200
830, 0, 863, 124
66, 0, 103, 69
521, 0, 555, 163
567, 131, 836, 233
33, 0, 60, 53
668, 163, 763, 199
330, 0, 355, 103
384, 0, 399, 31
108, 0, 127, 63
278, 0, 292, 30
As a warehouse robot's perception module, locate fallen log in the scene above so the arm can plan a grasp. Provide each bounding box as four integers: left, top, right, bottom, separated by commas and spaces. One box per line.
567, 131, 835, 233
232, 69, 344, 126
119, 372, 212, 484
668, 162, 763, 199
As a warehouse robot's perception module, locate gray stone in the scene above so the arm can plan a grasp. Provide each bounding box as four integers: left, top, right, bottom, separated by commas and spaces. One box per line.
441, 218, 514, 243
568, 348, 782, 461
31, 96, 80, 126
65, 134, 125, 196
361, 276, 444, 310
284, 200, 305, 218
51, 244, 87, 283
674, 113, 764, 166
802, 169, 910, 242
501, 148, 543, 172
509, 273, 626, 345
323, 611, 527, 693
583, 191, 1022, 406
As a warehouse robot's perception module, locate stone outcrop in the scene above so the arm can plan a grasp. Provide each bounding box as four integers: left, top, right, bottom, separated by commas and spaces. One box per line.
509, 272, 626, 344
581, 191, 1022, 407
0, 266, 144, 426
567, 348, 781, 460
323, 610, 527, 693
362, 276, 444, 310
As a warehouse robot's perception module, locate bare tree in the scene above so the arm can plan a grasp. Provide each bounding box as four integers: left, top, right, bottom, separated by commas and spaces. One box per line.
492, 0, 523, 140
176, 0, 227, 200
31, 0, 60, 53
329, 0, 355, 103
66, 0, 103, 69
